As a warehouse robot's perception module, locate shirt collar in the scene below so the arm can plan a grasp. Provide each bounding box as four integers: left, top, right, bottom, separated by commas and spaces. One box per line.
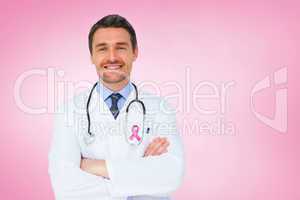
96, 81, 133, 101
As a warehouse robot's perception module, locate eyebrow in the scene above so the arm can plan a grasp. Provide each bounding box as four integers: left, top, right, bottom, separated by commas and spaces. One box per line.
94, 42, 129, 48
94, 43, 107, 48
115, 42, 129, 46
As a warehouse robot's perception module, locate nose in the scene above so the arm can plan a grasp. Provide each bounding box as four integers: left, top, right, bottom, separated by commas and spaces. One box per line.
107, 48, 117, 62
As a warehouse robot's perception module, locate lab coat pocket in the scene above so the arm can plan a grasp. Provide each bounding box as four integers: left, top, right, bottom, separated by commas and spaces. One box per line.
128, 126, 152, 158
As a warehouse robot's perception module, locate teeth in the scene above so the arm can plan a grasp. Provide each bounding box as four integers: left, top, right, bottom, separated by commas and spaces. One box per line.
104, 64, 121, 69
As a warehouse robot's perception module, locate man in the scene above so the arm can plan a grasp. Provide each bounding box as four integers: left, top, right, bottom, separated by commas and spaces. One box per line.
48, 14, 185, 200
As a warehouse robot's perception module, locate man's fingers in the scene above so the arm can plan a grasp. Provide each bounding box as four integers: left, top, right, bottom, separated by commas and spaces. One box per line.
157, 141, 170, 154
152, 141, 169, 156
147, 139, 165, 155
144, 138, 160, 156
144, 137, 169, 157
144, 137, 163, 157
144, 138, 163, 157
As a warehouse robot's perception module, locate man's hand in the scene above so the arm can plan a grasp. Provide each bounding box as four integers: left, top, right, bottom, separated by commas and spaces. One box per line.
143, 137, 170, 157
80, 158, 109, 179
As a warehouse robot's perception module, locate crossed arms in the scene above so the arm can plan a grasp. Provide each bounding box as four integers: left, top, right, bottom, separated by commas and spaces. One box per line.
80, 137, 171, 179
48, 104, 184, 199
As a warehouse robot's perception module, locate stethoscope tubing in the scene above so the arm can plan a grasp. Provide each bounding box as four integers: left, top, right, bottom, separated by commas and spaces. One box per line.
86, 81, 146, 139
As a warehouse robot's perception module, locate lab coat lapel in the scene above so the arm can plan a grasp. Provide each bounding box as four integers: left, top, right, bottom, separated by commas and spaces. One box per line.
89, 87, 112, 122
118, 87, 136, 116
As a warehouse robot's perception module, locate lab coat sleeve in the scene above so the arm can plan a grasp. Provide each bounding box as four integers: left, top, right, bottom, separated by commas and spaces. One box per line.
48, 105, 111, 199
105, 100, 185, 197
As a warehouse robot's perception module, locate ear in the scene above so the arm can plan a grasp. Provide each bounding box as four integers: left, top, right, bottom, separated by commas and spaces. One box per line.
133, 46, 138, 61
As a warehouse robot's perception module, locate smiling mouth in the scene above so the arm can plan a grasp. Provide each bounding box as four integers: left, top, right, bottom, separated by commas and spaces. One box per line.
104, 64, 122, 70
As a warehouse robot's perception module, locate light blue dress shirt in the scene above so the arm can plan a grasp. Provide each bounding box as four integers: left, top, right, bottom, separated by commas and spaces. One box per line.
96, 81, 133, 111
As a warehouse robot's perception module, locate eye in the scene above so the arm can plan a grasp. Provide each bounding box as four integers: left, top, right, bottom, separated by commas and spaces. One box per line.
97, 47, 107, 52
117, 47, 126, 50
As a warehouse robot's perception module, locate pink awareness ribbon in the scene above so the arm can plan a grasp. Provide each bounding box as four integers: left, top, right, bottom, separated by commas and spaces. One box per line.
129, 125, 141, 142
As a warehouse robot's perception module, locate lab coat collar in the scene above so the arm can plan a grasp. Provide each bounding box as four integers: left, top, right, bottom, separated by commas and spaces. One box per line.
96, 81, 133, 102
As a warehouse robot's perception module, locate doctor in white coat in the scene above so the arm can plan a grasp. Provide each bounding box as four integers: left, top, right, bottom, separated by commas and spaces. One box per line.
48, 14, 185, 200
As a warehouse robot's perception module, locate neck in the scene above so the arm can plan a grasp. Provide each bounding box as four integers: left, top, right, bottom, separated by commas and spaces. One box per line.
100, 79, 129, 92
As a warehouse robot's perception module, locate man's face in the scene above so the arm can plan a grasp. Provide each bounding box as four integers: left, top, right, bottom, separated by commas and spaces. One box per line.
91, 27, 138, 85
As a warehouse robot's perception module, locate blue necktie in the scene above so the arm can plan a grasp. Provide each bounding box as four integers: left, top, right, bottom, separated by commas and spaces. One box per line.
109, 93, 122, 119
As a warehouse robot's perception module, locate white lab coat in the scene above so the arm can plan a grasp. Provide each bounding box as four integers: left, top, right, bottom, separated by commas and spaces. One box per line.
48, 85, 185, 200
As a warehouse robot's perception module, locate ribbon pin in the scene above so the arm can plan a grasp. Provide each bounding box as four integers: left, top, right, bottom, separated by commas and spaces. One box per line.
129, 125, 141, 142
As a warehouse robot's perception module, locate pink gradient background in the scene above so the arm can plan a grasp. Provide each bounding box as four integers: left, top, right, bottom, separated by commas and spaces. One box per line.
0, 0, 299, 199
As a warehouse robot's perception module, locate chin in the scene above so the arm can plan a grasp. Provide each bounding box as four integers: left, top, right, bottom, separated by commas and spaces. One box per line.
102, 75, 127, 84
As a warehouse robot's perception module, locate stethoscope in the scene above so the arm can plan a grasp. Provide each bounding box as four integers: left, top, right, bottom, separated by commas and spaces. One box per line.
85, 81, 147, 145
